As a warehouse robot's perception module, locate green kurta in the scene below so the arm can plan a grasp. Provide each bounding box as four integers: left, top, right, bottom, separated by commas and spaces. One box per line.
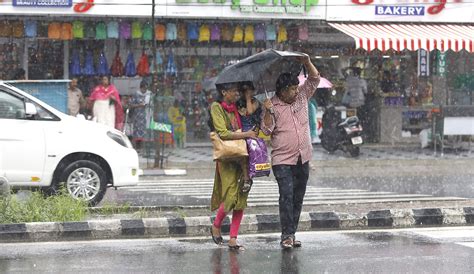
210, 102, 248, 212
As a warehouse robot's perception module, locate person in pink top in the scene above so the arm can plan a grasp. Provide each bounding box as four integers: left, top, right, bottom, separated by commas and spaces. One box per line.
89, 76, 124, 130
261, 54, 320, 249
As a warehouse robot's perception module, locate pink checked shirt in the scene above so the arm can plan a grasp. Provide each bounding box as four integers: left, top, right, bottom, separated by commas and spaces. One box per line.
261, 75, 320, 166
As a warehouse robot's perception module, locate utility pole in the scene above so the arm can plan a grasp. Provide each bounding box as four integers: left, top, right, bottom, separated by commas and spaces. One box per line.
151, 0, 161, 168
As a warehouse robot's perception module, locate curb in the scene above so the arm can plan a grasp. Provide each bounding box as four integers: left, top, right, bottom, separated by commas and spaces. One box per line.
1, 207, 473, 243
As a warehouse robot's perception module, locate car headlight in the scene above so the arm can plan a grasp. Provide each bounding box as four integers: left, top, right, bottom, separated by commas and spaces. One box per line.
107, 131, 133, 148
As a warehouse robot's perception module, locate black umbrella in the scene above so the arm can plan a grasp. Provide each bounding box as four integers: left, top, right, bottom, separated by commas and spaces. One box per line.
215, 49, 306, 94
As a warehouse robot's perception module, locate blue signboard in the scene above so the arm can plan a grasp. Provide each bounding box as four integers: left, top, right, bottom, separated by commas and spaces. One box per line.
13, 0, 72, 7
375, 5, 425, 16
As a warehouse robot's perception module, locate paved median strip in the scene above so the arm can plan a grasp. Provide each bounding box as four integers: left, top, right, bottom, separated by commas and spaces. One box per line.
1, 207, 473, 243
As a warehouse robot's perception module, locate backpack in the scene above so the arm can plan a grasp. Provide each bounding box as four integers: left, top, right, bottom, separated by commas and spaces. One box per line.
210, 24, 220, 41
142, 22, 153, 41
277, 24, 287, 43
120, 21, 131, 39
84, 22, 95, 39
110, 51, 124, 77
0, 20, 12, 37
61, 23, 73, 40
198, 24, 210, 42
149, 50, 163, 73
221, 24, 233, 41
11, 21, 24, 38
155, 24, 166, 41
233, 25, 243, 42
97, 52, 110, 76
136, 52, 150, 77
177, 23, 187, 41
165, 53, 177, 77
187, 23, 199, 40
25, 21, 37, 38
107, 21, 119, 39
244, 25, 254, 44
131, 21, 143, 39
266, 24, 276, 41
95, 22, 107, 39
48, 22, 61, 39
82, 51, 96, 76
125, 52, 136, 77
166, 23, 177, 40
72, 20, 84, 39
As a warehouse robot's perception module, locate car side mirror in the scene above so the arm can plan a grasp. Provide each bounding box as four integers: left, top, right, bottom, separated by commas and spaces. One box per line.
25, 102, 37, 117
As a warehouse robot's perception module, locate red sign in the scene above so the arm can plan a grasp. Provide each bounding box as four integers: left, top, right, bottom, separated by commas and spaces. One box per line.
73, 0, 94, 13
351, 0, 463, 15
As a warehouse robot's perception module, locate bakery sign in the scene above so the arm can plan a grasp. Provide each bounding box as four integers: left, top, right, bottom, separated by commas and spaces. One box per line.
327, 0, 472, 23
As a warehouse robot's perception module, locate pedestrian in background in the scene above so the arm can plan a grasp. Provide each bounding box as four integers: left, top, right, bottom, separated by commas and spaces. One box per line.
168, 100, 186, 148
89, 76, 124, 130
210, 82, 257, 250
130, 80, 152, 150
261, 54, 320, 249
67, 77, 85, 117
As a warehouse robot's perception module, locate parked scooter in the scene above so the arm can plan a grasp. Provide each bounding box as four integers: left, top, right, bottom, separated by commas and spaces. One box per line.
320, 105, 363, 157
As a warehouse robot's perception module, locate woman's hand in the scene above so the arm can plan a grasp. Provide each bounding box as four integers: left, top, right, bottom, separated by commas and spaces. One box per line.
245, 130, 258, 139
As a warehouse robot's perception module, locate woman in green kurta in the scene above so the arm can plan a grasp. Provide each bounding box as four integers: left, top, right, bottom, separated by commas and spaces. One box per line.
210, 83, 257, 250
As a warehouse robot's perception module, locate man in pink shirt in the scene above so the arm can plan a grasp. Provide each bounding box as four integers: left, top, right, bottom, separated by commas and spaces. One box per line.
261, 54, 320, 249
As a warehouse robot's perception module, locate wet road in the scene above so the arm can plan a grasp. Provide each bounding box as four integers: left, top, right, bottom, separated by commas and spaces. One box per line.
1, 227, 473, 273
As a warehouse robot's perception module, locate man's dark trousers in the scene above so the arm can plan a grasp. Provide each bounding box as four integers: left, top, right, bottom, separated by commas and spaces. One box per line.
272, 158, 310, 241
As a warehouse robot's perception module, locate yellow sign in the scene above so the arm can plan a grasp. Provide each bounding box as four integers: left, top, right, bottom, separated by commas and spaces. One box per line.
255, 163, 271, 171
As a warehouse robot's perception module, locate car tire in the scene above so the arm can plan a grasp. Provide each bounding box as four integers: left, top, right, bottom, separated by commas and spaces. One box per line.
48, 160, 107, 206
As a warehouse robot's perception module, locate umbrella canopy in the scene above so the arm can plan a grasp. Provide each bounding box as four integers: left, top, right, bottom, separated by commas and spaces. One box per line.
215, 49, 305, 93
298, 75, 333, 89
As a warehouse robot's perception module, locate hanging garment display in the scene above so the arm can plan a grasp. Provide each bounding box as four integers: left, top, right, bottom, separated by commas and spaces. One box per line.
166, 23, 177, 40
298, 23, 309, 41
254, 23, 266, 41
125, 52, 137, 77
187, 22, 199, 40
107, 21, 119, 39
142, 22, 153, 41
82, 51, 96, 76
221, 24, 233, 42
150, 50, 163, 73
25, 21, 37, 38
287, 24, 299, 41
233, 25, 243, 42
266, 24, 276, 41
155, 23, 166, 41
69, 50, 82, 77
85, 22, 95, 39
72, 20, 84, 39
277, 24, 287, 43
110, 51, 124, 77
48, 22, 61, 39
244, 24, 255, 44
60, 22, 73, 40
120, 21, 131, 39
132, 21, 143, 39
97, 52, 110, 76
95, 22, 107, 40
198, 24, 210, 42
137, 52, 150, 77
0, 21, 12, 37
177, 22, 187, 41
165, 52, 177, 77
11, 21, 24, 38
210, 24, 220, 41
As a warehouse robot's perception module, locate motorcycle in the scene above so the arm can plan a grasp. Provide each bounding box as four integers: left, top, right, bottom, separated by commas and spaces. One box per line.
320, 105, 363, 157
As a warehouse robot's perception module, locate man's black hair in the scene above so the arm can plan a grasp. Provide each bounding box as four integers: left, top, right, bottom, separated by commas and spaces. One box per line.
276, 73, 299, 95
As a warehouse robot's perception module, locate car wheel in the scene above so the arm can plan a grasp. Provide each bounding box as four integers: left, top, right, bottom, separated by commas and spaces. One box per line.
58, 160, 107, 206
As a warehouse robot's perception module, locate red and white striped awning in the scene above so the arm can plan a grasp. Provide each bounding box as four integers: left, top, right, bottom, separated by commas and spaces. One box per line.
328, 23, 474, 53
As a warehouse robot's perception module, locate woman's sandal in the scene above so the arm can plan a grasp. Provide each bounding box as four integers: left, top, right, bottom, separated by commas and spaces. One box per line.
280, 238, 294, 249
241, 179, 253, 193
210, 226, 223, 245
228, 237, 245, 250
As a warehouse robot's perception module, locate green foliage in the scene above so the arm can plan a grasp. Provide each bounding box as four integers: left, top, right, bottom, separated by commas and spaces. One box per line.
0, 190, 88, 224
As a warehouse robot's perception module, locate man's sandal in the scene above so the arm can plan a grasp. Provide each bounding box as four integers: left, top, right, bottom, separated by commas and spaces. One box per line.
293, 240, 302, 248
280, 238, 294, 249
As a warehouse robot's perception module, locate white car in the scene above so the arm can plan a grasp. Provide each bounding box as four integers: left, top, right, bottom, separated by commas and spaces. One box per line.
0, 82, 140, 206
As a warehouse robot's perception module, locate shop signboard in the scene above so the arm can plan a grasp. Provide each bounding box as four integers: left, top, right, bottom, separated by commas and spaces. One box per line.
437, 52, 446, 77
326, 0, 473, 23
418, 49, 430, 77
4, 0, 326, 19
13, 0, 72, 7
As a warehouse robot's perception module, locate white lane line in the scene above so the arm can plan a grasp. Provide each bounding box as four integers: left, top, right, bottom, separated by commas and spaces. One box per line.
456, 242, 474, 249
191, 194, 434, 200
248, 197, 466, 206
